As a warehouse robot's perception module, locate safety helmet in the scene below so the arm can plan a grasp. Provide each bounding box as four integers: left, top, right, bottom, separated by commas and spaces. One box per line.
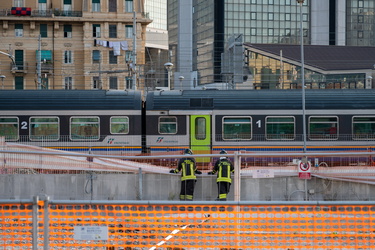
184, 148, 193, 155
220, 150, 227, 160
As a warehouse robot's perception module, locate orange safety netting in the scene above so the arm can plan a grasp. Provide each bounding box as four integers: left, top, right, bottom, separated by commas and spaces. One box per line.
0, 204, 34, 248
1, 203, 375, 249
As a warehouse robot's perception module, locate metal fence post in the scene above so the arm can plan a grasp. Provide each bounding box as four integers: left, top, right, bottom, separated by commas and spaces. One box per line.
32, 196, 39, 250
234, 151, 241, 202
43, 195, 50, 250
138, 167, 143, 200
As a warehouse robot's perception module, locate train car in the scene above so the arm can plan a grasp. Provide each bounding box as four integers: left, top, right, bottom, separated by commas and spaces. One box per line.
2, 89, 375, 165
0, 90, 143, 155
145, 89, 375, 163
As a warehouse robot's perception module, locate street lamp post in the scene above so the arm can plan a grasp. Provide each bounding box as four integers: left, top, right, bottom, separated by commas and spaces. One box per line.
164, 62, 173, 90
0, 75, 5, 89
178, 76, 184, 90
297, 0, 309, 201
297, 0, 306, 154
0, 51, 16, 70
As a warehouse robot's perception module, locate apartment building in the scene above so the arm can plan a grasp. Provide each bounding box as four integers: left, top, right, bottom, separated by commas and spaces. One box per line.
0, 0, 151, 90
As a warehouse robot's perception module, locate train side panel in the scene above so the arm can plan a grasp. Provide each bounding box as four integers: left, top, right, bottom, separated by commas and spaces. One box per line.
0, 90, 143, 155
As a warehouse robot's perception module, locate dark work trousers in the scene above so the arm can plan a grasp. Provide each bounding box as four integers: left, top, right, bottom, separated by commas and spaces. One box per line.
217, 182, 231, 201
180, 180, 196, 201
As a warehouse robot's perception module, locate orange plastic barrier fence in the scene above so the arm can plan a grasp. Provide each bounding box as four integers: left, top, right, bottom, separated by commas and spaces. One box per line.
1, 203, 375, 249
0, 204, 34, 248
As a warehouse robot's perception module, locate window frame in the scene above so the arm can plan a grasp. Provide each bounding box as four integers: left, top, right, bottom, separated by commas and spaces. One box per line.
158, 116, 177, 135
70, 116, 100, 141
222, 116, 252, 141
268, 28, 274, 36
93, 76, 100, 89
40, 24, 48, 38
125, 77, 132, 89
109, 76, 118, 89
93, 24, 101, 38
29, 116, 59, 141
15, 76, 24, 89
285, 13, 291, 21
109, 0, 117, 12
64, 50, 72, 64
0, 117, 19, 141
308, 116, 339, 140
109, 51, 117, 64
251, 12, 257, 20
110, 116, 129, 134
125, 25, 133, 38
268, 13, 274, 21
92, 50, 101, 63
251, 28, 257, 36
265, 116, 295, 140
15, 24, 23, 37
125, 0, 133, 13
64, 76, 73, 89
109, 24, 117, 38
195, 117, 206, 140
63, 0, 72, 12
92, 0, 101, 12
125, 51, 132, 62
352, 116, 375, 140
64, 24, 72, 38
14, 0, 24, 7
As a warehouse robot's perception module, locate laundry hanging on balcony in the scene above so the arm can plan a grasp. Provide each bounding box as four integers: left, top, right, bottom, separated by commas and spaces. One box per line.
11, 7, 31, 16
94, 39, 128, 56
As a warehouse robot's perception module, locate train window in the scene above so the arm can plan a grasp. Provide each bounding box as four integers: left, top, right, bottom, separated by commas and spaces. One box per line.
195, 117, 206, 140
0, 117, 19, 141
70, 117, 100, 140
110, 116, 129, 134
222, 117, 252, 140
266, 116, 295, 140
30, 117, 59, 141
352, 116, 375, 140
159, 117, 177, 134
309, 116, 338, 140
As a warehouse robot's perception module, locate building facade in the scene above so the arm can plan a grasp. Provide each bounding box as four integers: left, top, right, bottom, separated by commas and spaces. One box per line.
346, 1, 375, 46
0, 0, 151, 90
169, 0, 375, 87
245, 43, 375, 90
143, 0, 170, 91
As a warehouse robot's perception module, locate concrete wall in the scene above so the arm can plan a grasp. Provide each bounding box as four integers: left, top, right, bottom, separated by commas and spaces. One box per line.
1, 173, 375, 201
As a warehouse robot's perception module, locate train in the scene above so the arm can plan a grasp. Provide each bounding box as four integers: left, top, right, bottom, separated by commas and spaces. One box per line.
1, 89, 375, 165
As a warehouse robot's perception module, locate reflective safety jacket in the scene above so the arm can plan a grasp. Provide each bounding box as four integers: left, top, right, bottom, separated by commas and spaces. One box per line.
173, 157, 198, 181
212, 158, 234, 183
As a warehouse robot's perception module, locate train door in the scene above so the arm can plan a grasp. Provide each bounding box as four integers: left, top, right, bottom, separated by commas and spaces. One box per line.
190, 115, 211, 163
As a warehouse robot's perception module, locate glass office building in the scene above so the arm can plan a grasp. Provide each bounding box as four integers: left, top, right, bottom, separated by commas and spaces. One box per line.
346, 1, 375, 46
190, 0, 309, 85
169, 0, 375, 87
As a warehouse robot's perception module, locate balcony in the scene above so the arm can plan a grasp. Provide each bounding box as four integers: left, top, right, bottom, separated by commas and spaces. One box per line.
40, 62, 53, 74
0, 8, 82, 17
52, 9, 82, 17
11, 62, 28, 74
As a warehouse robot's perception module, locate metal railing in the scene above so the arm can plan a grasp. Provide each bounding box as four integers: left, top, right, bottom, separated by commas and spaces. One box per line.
10, 62, 28, 73
0, 8, 84, 17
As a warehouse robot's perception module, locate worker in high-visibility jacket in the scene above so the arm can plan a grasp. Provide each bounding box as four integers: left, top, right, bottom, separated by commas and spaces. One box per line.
170, 149, 202, 201
208, 150, 234, 201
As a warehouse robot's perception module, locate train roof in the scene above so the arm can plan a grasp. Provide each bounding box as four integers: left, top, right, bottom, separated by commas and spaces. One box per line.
0, 90, 142, 110
145, 89, 375, 110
